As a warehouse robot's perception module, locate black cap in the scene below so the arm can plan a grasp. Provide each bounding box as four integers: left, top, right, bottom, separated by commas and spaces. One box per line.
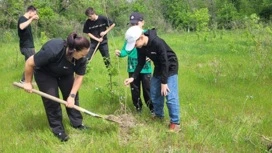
129, 12, 144, 24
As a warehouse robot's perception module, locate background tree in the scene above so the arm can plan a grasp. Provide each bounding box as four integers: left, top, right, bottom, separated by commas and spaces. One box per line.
0, 0, 271, 40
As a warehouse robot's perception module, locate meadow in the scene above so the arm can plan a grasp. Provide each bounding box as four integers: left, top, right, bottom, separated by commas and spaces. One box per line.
0, 28, 271, 152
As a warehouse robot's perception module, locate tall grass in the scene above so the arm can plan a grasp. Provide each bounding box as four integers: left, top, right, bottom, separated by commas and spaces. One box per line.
0, 28, 271, 152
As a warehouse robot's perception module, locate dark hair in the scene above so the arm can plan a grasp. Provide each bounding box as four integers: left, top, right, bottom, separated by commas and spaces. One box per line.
66, 32, 90, 55
85, 7, 95, 16
27, 5, 37, 12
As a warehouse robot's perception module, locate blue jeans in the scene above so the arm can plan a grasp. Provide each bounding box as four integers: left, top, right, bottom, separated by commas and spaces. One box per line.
150, 74, 180, 124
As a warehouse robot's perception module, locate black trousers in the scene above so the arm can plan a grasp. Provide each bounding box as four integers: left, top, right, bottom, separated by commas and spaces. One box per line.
34, 70, 83, 134
20, 48, 35, 81
87, 43, 110, 68
129, 72, 153, 111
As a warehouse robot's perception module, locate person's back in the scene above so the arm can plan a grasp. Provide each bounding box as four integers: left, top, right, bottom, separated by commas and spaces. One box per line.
136, 29, 178, 82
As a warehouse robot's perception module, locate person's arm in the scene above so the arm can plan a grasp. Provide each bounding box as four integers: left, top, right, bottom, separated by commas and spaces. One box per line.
19, 15, 39, 30
132, 49, 146, 79
116, 41, 129, 57
124, 48, 145, 86
156, 39, 170, 96
66, 74, 84, 108
100, 23, 115, 37
83, 21, 103, 42
87, 33, 103, 42
154, 39, 169, 84
23, 55, 35, 92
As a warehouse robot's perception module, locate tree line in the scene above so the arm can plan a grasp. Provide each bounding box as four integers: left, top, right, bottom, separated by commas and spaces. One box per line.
0, 0, 271, 39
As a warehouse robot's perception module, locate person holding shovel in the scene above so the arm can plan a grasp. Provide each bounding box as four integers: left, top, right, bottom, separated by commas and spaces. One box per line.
123, 26, 181, 132
17, 5, 39, 83
115, 12, 153, 113
23, 32, 90, 142
83, 7, 115, 68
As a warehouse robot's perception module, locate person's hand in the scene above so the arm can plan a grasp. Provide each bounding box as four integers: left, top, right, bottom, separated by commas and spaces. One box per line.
32, 14, 39, 20
124, 78, 134, 86
66, 96, 75, 108
115, 50, 120, 56
161, 84, 170, 96
100, 31, 106, 37
97, 37, 103, 43
23, 82, 33, 93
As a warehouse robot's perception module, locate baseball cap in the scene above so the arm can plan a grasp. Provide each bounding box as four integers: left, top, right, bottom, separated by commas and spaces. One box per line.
125, 26, 143, 51
129, 12, 144, 24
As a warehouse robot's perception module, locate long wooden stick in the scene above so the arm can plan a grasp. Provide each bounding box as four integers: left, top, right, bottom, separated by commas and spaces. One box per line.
89, 42, 100, 62
13, 82, 120, 124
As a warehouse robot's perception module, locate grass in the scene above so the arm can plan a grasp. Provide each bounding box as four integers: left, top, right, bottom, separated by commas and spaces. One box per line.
0, 28, 271, 152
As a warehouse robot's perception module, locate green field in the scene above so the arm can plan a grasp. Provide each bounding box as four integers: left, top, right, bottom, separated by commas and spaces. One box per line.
0, 28, 271, 152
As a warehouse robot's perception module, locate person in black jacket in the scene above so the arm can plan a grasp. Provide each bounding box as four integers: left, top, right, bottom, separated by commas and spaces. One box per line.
124, 26, 180, 132
23, 32, 90, 141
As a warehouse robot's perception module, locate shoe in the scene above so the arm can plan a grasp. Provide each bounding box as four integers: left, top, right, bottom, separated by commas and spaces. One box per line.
169, 123, 181, 132
19, 79, 24, 83
136, 107, 142, 113
54, 132, 69, 142
150, 109, 155, 115
151, 115, 164, 121
73, 124, 90, 130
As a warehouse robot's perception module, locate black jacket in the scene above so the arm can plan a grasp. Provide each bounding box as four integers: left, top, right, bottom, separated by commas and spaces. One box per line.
34, 39, 87, 77
132, 29, 178, 84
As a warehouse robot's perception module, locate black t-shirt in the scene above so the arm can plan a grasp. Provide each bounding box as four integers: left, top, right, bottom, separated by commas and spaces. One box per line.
18, 16, 34, 48
83, 15, 113, 44
34, 39, 87, 77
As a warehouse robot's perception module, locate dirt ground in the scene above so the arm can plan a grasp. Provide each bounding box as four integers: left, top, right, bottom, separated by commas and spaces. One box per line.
106, 103, 139, 144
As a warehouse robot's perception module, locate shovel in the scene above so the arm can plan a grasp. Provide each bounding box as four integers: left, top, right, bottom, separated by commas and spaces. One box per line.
13, 82, 121, 124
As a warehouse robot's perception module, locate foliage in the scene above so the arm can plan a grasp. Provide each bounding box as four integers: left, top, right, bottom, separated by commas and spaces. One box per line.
191, 8, 210, 31
0, 0, 272, 38
1, 29, 272, 152
215, 2, 239, 29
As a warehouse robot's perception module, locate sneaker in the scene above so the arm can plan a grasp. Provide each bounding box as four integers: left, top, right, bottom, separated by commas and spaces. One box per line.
169, 123, 181, 132
151, 115, 164, 121
54, 132, 69, 142
136, 107, 142, 113
73, 124, 90, 130
19, 79, 24, 83
150, 109, 155, 115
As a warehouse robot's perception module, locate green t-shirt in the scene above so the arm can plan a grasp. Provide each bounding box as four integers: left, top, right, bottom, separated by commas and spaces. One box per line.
119, 30, 152, 73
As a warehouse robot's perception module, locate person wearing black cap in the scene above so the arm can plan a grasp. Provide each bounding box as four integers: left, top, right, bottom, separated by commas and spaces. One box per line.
129, 12, 144, 25
115, 12, 153, 113
83, 7, 115, 68
23, 32, 90, 141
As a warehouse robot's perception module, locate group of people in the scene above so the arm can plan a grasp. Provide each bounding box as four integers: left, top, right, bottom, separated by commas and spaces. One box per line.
18, 5, 181, 142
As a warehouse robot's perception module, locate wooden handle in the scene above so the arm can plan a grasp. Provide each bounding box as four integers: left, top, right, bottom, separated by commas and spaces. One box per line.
89, 42, 100, 62
13, 82, 101, 117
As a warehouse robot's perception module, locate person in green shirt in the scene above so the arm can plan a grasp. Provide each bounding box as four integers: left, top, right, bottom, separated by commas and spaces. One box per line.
115, 12, 153, 113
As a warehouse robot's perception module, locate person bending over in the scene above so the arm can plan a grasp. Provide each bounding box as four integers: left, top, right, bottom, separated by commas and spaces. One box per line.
24, 32, 90, 141
124, 26, 181, 132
